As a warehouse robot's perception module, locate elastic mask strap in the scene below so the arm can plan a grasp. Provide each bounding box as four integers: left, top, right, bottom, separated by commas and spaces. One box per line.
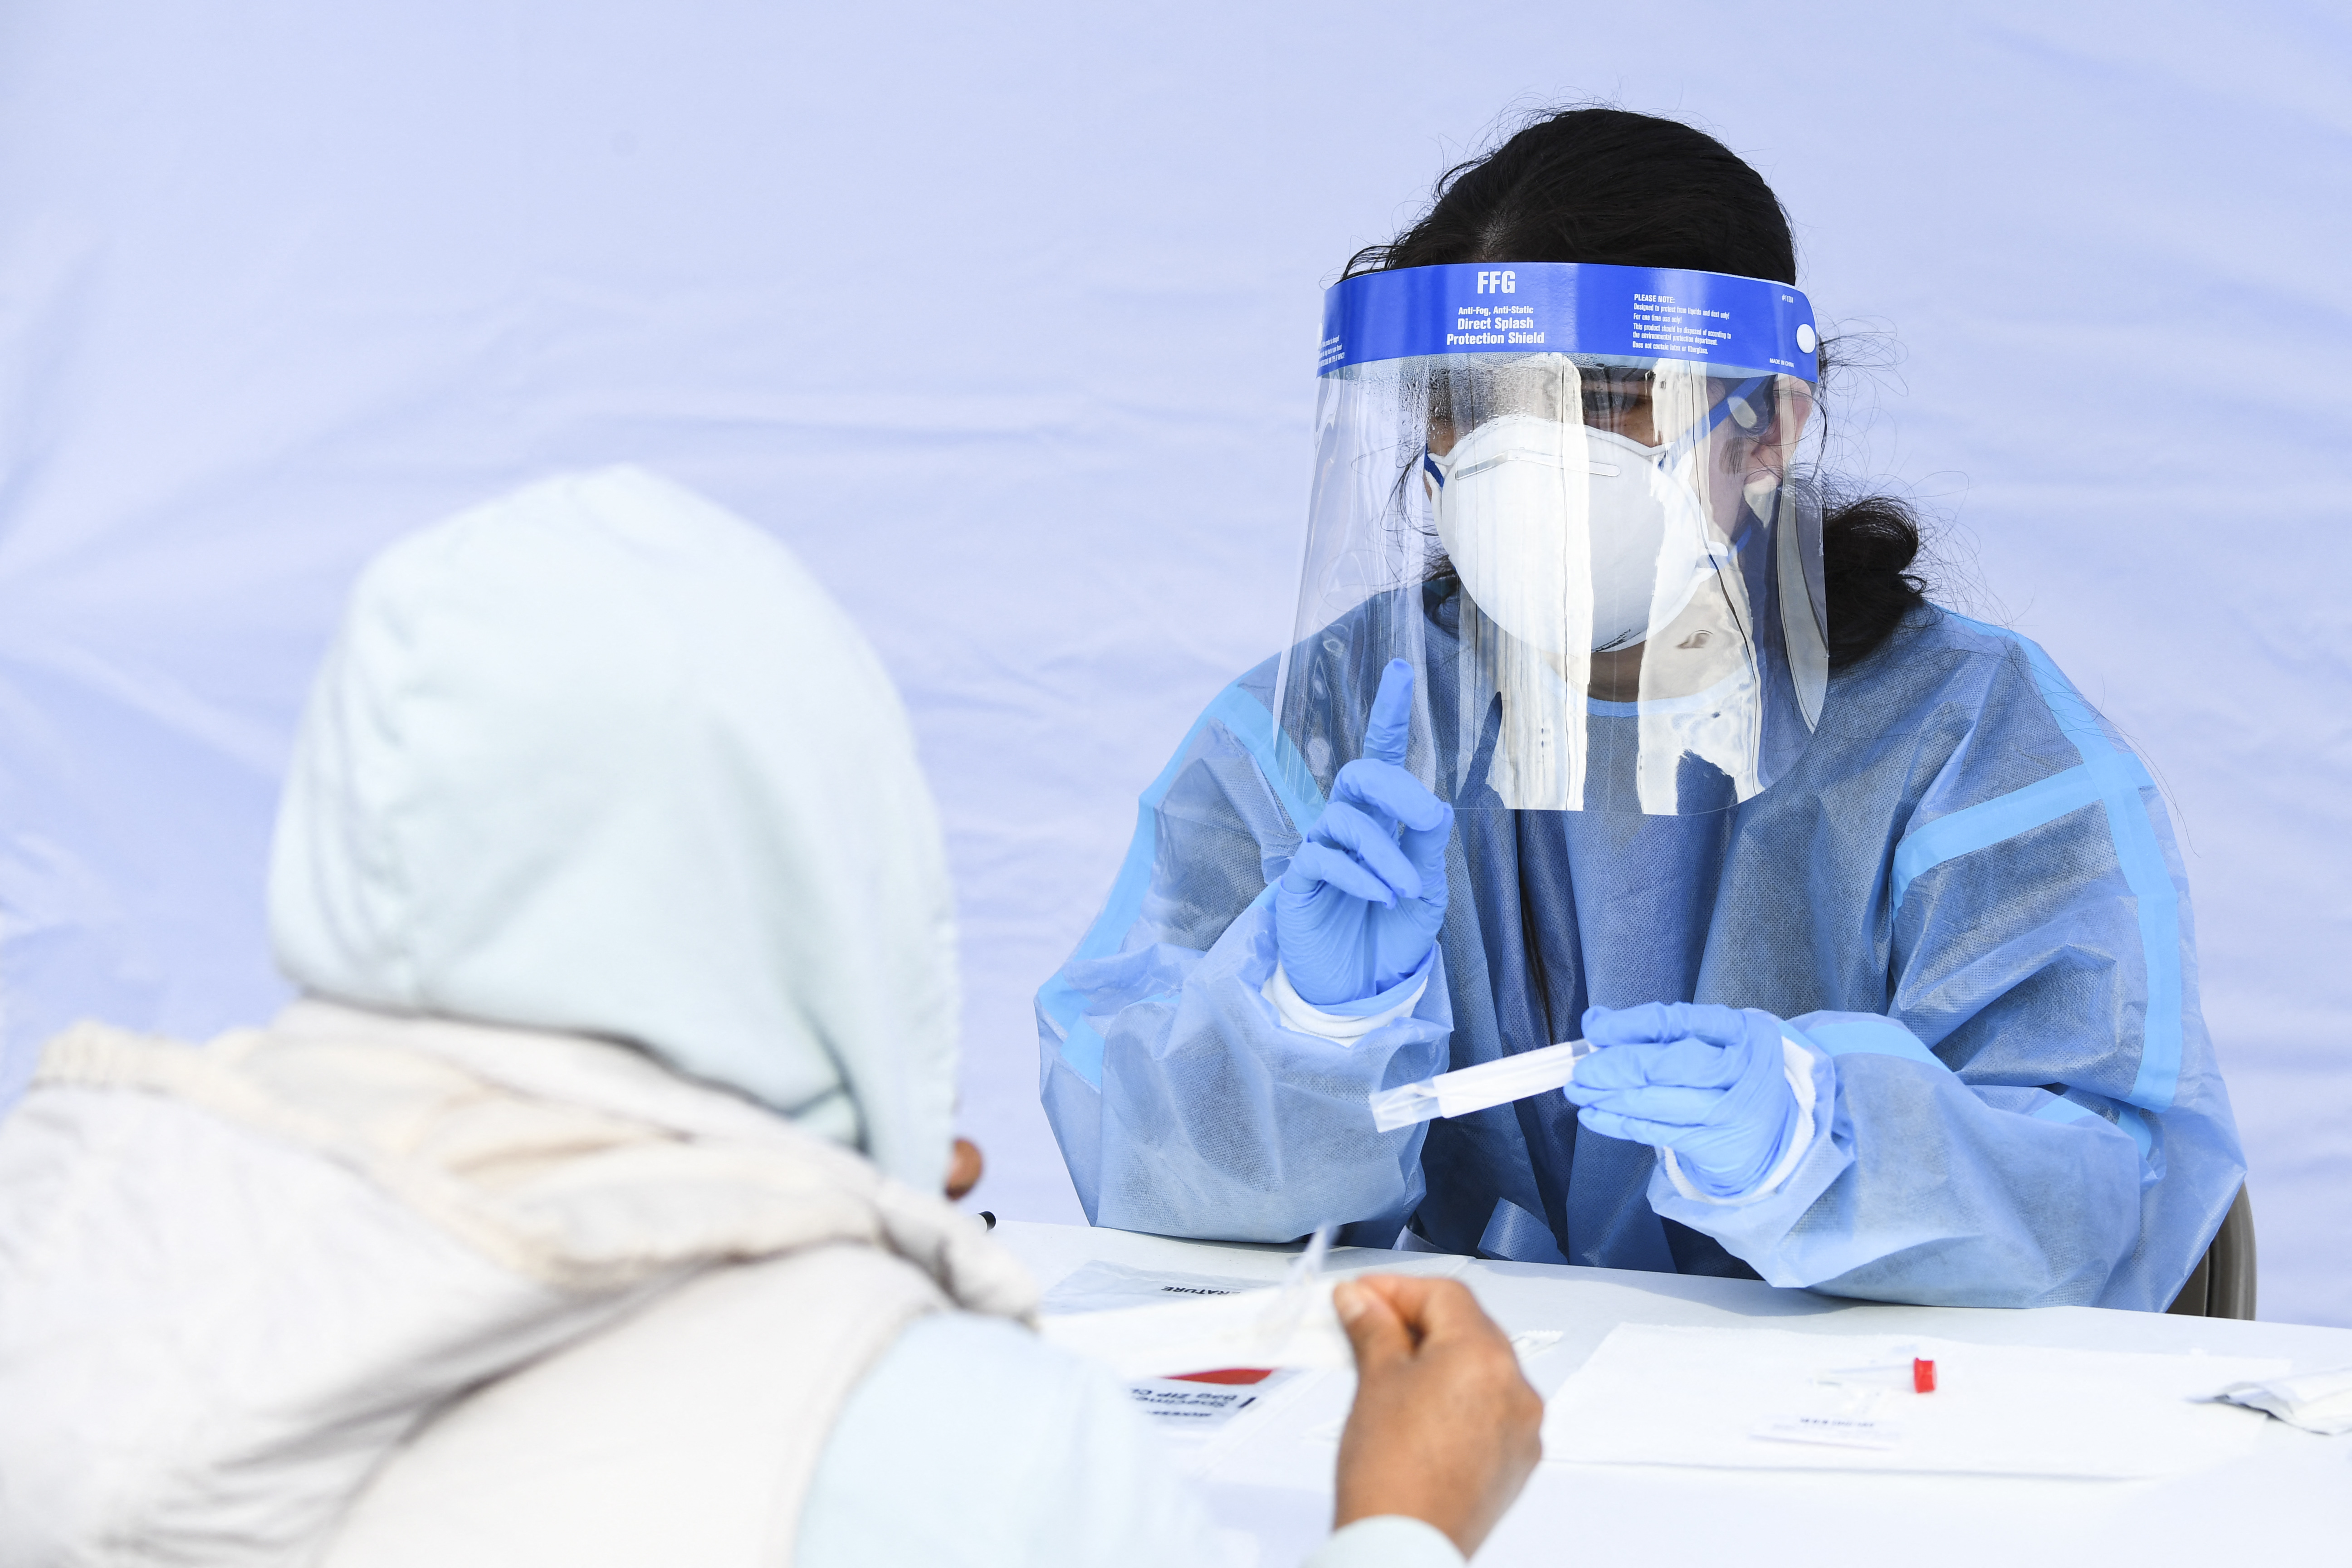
1658, 373, 1774, 470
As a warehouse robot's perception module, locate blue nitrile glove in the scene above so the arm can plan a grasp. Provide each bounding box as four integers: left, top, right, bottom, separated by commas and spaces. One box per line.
1561, 1002, 1803, 1199
1274, 659, 1455, 1007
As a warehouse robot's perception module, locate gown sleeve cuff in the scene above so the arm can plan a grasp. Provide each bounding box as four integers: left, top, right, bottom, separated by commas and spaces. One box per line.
1661, 1034, 1823, 1205
1300, 1516, 1465, 1568
1262, 951, 1433, 1044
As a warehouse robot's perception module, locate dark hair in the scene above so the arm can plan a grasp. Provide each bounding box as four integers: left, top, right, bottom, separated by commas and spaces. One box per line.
1351, 107, 1927, 668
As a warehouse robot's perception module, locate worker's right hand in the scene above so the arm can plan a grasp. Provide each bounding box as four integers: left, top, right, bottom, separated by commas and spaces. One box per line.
1330, 1274, 1542, 1558
1275, 660, 1454, 1008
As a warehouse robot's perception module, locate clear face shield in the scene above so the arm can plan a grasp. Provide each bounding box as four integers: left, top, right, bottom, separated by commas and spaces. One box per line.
1274, 264, 1826, 816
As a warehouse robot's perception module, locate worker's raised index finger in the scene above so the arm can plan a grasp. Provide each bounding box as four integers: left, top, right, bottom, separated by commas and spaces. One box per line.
1333, 760, 1451, 833
1362, 659, 1415, 768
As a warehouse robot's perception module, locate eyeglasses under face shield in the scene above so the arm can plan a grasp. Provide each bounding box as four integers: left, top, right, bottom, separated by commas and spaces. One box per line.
1423, 366, 1810, 503
1277, 263, 1827, 816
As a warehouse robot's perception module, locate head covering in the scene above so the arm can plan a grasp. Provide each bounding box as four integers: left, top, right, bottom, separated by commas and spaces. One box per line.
268, 466, 958, 1192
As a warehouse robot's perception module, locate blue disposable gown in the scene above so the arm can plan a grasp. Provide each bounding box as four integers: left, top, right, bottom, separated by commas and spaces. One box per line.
1037, 591, 2244, 1310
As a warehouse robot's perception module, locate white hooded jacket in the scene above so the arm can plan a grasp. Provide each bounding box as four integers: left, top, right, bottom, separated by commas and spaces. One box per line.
0, 469, 1036, 1566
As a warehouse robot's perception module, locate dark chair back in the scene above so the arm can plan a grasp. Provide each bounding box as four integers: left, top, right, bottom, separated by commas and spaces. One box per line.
2166, 1184, 2255, 1319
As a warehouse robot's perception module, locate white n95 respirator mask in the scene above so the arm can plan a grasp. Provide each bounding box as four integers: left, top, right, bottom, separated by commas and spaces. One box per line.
1425, 414, 1721, 655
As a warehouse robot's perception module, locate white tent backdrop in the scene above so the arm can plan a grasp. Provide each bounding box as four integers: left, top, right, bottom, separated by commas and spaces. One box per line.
1, 2, 2344, 1325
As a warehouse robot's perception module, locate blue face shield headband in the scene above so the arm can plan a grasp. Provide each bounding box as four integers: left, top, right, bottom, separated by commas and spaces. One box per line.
1317, 263, 1819, 379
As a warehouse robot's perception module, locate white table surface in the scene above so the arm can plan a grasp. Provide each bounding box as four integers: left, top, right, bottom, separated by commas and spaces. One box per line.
996, 1220, 2352, 1567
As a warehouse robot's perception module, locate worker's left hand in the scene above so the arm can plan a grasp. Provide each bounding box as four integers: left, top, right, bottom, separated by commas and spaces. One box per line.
1561, 1002, 1804, 1199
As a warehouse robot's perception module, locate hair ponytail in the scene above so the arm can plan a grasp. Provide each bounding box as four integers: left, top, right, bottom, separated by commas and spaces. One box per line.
1819, 490, 1927, 667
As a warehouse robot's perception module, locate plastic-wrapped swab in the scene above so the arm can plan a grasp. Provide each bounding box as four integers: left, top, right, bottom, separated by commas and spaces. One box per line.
1369, 1039, 1599, 1132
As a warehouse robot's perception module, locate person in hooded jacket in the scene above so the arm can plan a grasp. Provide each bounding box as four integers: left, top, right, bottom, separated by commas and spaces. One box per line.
0, 467, 1539, 1568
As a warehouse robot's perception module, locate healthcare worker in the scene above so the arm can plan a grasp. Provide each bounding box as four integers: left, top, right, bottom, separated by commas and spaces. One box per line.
0, 469, 1539, 1568
1038, 107, 2245, 1311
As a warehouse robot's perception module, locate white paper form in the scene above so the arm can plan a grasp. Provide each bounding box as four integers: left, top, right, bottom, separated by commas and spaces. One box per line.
1542, 1324, 2292, 1478
1041, 1229, 1356, 1380
1041, 1260, 1280, 1316
1035, 1239, 1483, 1481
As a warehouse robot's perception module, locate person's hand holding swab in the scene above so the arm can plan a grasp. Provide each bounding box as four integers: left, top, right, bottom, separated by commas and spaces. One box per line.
1330, 1275, 1541, 1558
